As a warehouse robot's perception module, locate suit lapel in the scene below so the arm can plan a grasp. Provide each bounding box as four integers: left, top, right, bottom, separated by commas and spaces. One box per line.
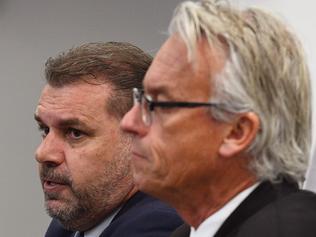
99, 192, 146, 237
214, 180, 298, 237
110, 192, 145, 223
170, 224, 191, 237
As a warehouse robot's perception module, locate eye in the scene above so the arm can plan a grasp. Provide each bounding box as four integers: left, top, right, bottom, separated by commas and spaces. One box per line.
38, 125, 49, 138
67, 128, 85, 140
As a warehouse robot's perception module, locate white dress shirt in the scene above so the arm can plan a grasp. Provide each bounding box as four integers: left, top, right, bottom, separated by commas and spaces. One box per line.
190, 183, 259, 237
74, 206, 122, 237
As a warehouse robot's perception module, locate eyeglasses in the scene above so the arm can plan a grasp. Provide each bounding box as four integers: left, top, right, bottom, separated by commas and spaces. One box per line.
133, 88, 222, 126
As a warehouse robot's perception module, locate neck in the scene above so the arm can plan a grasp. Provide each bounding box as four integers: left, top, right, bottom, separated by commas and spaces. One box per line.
170, 174, 256, 229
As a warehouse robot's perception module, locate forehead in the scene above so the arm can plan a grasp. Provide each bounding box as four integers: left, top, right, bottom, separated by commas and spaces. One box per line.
143, 35, 191, 93
144, 34, 226, 98
36, 81, 113, 125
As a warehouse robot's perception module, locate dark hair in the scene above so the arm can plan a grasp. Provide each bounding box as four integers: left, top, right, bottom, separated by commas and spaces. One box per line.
45, 42, 152, 118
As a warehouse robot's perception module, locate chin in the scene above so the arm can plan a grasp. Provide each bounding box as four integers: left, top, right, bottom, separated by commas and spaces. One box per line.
46, 199, 67, 217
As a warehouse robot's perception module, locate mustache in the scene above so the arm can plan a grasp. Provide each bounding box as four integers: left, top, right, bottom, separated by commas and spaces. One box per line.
40, 165, 72, 186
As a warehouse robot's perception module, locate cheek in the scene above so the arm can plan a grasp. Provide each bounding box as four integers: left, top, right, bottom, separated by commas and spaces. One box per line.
140, 127, 186, 185
148, 139, 171, 177
165, 110, 222, 153
154, 113, 223, 174
131, 134, 169, 188
65, 148, 105, 185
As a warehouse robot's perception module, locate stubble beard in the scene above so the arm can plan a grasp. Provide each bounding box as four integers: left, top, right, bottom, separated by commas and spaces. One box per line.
42, 156, 133, 231
44, 184, 95, 230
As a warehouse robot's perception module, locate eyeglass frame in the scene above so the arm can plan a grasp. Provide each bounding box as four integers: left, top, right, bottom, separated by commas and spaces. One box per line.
132, 87, 223, 126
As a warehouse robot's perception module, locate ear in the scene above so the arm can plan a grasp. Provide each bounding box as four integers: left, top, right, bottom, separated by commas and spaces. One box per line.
219, 112, 260, 158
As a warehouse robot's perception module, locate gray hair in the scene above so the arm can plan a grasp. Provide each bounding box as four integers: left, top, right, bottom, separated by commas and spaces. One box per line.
169, 0, 311, 183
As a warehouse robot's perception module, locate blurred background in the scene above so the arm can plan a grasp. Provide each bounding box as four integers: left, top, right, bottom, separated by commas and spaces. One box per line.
0, 0, 314, 236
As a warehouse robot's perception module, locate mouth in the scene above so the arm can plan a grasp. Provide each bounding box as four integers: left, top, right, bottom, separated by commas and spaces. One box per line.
43, 179, 68, 193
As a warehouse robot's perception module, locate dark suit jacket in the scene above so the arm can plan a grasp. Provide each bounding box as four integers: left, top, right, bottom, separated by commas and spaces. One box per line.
171, 180, 316, 237
45, 192, 183, 237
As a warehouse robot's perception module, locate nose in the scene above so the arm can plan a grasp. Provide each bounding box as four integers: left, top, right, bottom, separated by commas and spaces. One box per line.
121, 105, 148, 137
35, 131, 65, 167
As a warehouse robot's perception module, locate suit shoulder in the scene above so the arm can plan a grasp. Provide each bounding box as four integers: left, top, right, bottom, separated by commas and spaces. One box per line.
237, 190, 316, 237
102, 192, 183, 237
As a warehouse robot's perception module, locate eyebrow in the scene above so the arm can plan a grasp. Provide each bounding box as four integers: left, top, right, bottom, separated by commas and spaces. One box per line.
34, 114, 89, 129
57, 118, 85, 128
146, 84, 173, 100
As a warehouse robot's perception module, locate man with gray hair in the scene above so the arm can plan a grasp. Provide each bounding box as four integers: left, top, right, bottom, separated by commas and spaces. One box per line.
34, 42, 182, 237
121, 0, 316, 236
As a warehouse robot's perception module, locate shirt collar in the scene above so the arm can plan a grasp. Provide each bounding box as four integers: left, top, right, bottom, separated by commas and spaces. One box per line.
189, 183, 259, 237
75, 206, 122, 237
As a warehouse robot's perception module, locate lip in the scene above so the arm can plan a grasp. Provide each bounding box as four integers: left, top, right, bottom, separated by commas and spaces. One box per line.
43, 180, 67, 193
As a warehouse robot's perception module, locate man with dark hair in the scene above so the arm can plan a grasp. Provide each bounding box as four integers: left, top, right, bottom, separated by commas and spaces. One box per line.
34, 42, 182, 237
